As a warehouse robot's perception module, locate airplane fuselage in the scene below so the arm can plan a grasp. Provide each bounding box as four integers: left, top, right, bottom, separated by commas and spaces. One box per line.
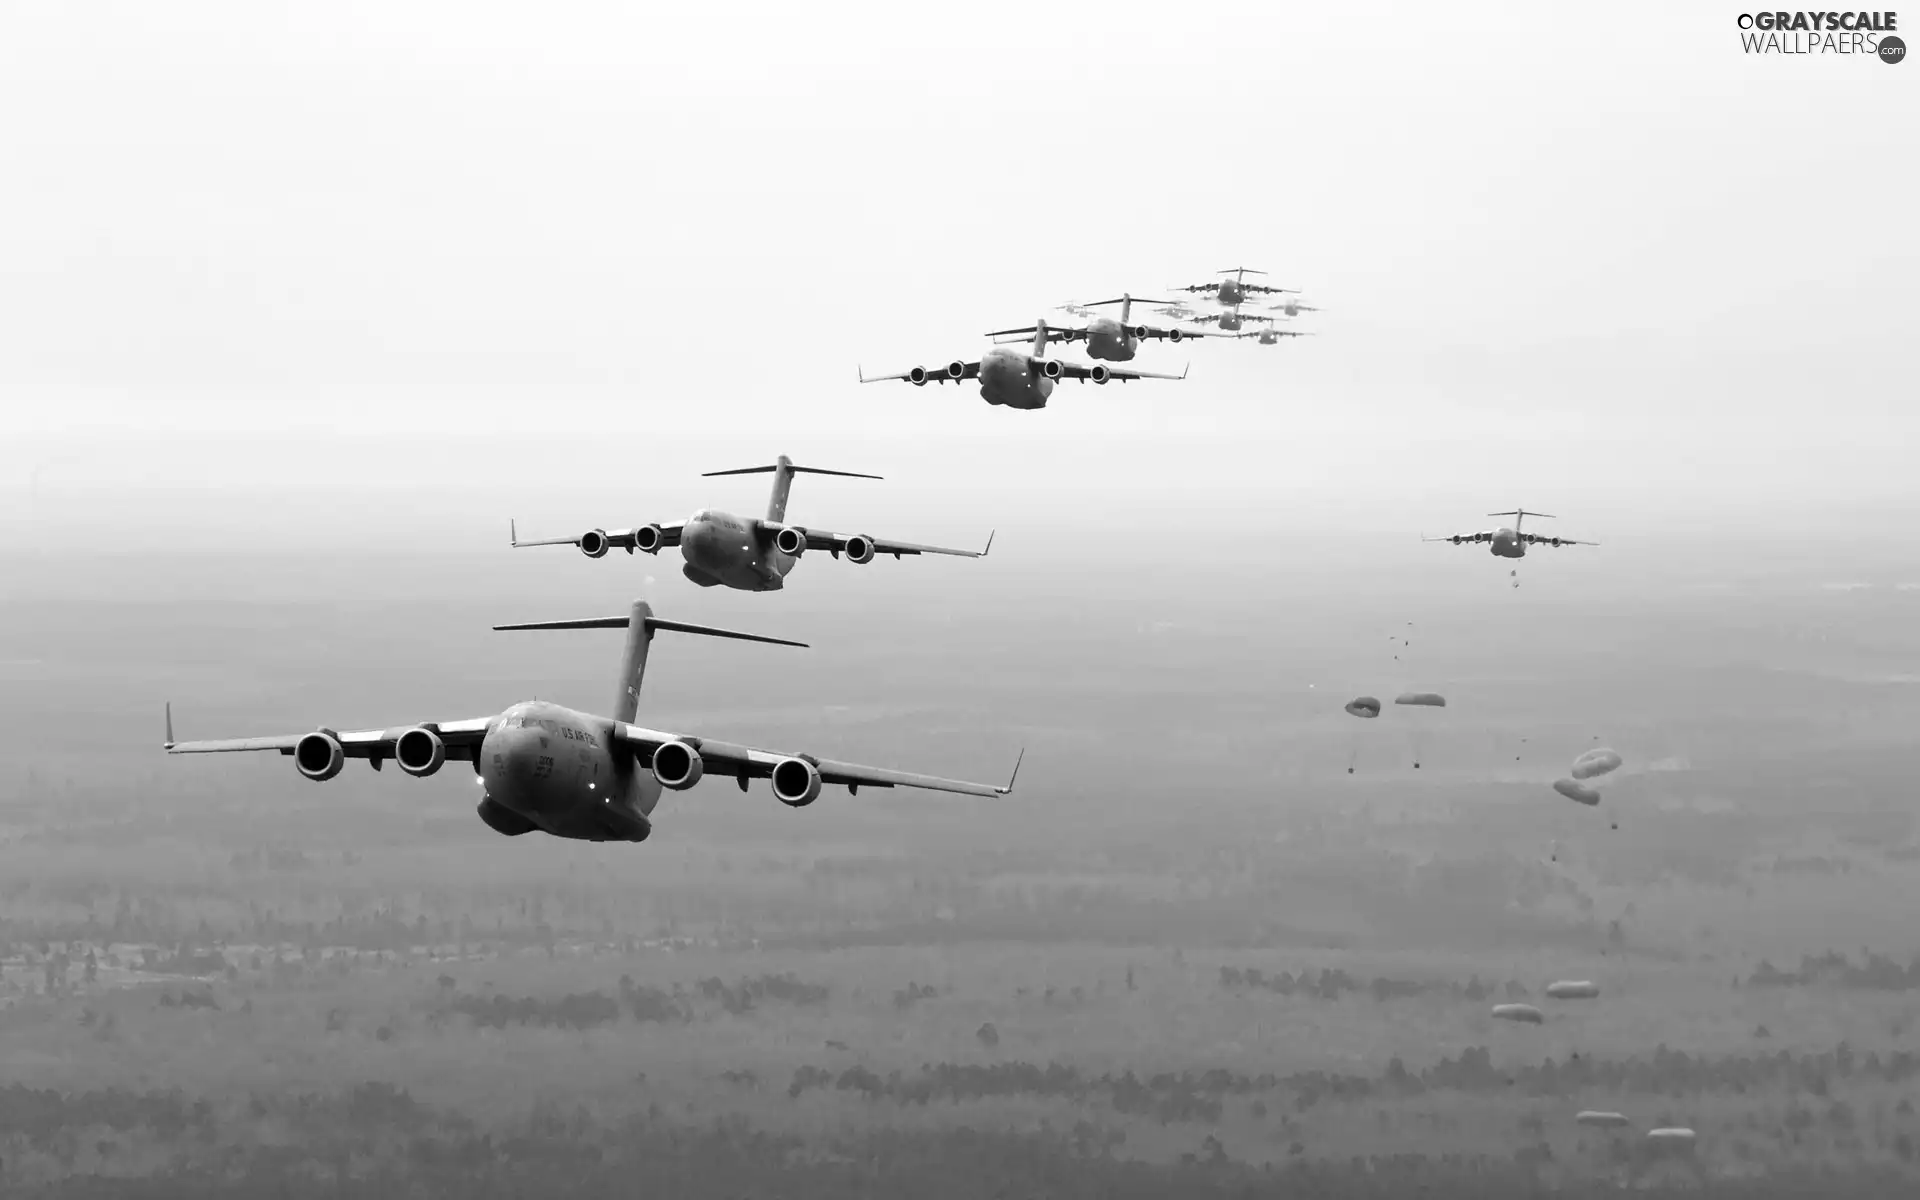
1490, 528, 1524, 558
979, 345, 1054, 409
477, 701, 659, 842
1217, 310, 1253, 332
1082, 317, 1138, 362
1216, 280, 1245, 306
678, 508, 796, 590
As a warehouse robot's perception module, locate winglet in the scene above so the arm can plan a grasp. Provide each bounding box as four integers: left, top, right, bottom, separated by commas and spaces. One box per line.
857, 365, 868, 383
1180, 362, 1190, 379
509, 519, 519, 547
164, 702, 175, 750
981, 530, 994, 558
996, 747, 1024, 796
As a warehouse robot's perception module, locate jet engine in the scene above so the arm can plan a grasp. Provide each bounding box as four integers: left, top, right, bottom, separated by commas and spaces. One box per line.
1037, 359, 1063, 380
844, 535, 876, 565
1131, 325, 1149, 340
580, 529, 610, 559
294, 731, 345, 782
651, 739, 705, 790
1547, 537, 1564, 547
394, 727, 445, 778
771, 757, 823, 808
941, 360, 966, 380
1089, 364, 1113, 384
632, 524, 664, 554
907, 366, 930, 386
773, 526, 806, 557
1167, 328, 1186, 343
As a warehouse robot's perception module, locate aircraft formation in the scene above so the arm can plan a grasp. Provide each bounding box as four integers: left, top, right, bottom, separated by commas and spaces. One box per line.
161, 263, 1601, 856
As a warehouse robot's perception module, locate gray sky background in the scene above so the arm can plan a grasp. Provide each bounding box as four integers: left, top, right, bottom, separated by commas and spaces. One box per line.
3, 0, 1914, 553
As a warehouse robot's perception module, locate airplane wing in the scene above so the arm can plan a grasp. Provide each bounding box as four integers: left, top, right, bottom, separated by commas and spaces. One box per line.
1135, 326, 1216, 341
1055, 361, 1189, 383
1423, 531, 1494, 545
987, 324, 1089, 344
1243, 283, 1302, 295
510, 520, 684, 554
1520, 533, 1599, 547
795, 527, 994, 560
613, 724, 1023, 799
858, 362, 981, 385
163, 706, 494, 761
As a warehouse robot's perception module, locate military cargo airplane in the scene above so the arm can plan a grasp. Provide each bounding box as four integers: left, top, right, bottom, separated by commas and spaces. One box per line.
510, 455, 990, 592
1174, 267, 1299, 307
1269, 297, 1321, 318
1424, 509, 1598, 558
985, 294, 1213, 364
163, 601, 1022, 844
1191, 309, 1274, 333
1239, 327, 1312, 346
859, 321, 1187, 410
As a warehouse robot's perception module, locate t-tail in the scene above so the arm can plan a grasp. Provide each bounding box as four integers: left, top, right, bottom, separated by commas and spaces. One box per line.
702, 454, 883, 523
1487, 508, 1557, 533
1031, 320, 1051, 357
493, 600, 807, 724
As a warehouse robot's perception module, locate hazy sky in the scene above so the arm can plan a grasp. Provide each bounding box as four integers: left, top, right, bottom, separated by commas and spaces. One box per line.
3, 1, 1915, 551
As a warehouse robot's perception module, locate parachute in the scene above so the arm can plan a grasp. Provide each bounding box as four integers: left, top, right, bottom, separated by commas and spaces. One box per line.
1490, 1003, 1544, 1024
1344, 696, 1381, 719
1546, 980, 1600, 1000
1393, 692, 1446, 707
1576, 1110, 1632, 1129
1571, 747, 1623, 781
1553, 778, 1602, 806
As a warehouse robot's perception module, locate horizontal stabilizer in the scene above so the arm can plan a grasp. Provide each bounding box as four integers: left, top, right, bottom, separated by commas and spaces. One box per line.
703, 464, 881, 480
494, 615, 807, 648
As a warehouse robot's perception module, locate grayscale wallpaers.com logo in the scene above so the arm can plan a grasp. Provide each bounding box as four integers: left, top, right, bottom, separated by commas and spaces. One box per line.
1736, 11, 1904, 60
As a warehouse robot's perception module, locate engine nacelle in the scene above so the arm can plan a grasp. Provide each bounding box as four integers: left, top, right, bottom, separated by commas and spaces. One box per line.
844, 535, 876, 565
907, 366, 930, 386
1037, 358, 1063, 380
294, 731, 345, 782
394, 727, 446, 778
1131, 325, 1149, 340
1548, 537, 1564, 547
773, 526, 806, 557
651, 739, 705, 790
771, 757, 823, 808
632, 523, 664, 554
1167, 328, 1186, 343
580, 529, 610, 559
1089, 364, 1113, 384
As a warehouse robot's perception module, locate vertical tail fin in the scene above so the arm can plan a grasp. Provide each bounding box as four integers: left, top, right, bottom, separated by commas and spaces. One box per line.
492, 603, 808, 725
1031, 320, 1051, 357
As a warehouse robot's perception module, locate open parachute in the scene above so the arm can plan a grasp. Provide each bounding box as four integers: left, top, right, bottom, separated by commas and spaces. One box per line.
1571, 747, 1623, 781
1394, 692, 1446, 707
1345, 696, 1381, 719
1553, 778, 1602, 806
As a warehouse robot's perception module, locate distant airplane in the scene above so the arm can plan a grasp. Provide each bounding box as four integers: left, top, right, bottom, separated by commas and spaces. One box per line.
1173, 267, 1299, 307
1239, 327, 1313, 346
1151, 302, 1202, 321
985, 294, 1214, 363
510, 455, 990, 591
1268, 297, 1321, 318
1191, 309, 1275, 333
163, 601, 1022, 844
1425, 509, 1599, 558
859, 321, 1187, 410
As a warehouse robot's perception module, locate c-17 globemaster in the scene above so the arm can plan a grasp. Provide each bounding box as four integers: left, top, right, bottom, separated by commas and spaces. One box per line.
859, 321, 1187, 410
1424, 509, 1598, 558
984, 294, 1216, 364
1173, 266, 1299, 307
1240, 326, 1313, 346
510, 455, 990, 591
163, 600, 1022, 844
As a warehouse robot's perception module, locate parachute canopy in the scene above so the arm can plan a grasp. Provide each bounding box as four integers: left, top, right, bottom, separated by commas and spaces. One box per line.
1546, 980, 1600, 1000
1344, 696, 1381, 719
1394, 692, 1447, 707
1553, 778, 1602, 806
1571, 747, 1623, 781
1490, 1003, 1544, 1024
1575, 1111, 1632, 1129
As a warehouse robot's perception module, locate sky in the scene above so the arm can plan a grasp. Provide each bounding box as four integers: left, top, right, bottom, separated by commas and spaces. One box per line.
1, 0, 1915, 553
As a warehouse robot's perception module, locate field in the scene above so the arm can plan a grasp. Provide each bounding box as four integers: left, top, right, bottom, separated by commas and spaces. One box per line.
2, 542, 1920, 1196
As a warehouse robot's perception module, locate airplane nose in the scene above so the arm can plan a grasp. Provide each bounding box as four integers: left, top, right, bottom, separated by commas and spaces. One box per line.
481, 722, 544, 792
